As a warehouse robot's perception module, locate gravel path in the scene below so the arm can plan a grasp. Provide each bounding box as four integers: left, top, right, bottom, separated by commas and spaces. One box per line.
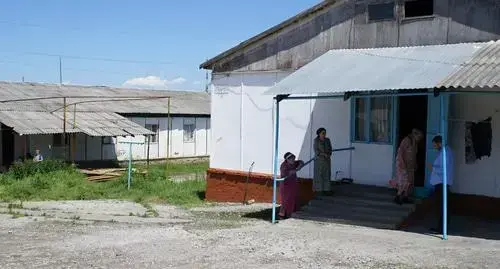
0, 201, 499, 269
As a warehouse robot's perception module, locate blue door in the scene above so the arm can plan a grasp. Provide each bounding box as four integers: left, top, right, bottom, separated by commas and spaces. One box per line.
425, 95, 449, 188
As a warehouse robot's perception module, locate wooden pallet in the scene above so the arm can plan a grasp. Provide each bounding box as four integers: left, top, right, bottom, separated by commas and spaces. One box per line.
81, 168, 125, 182
87, 175, 119, 182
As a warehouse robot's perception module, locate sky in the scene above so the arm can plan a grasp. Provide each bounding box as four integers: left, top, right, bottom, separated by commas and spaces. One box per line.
0, 0, 320, 91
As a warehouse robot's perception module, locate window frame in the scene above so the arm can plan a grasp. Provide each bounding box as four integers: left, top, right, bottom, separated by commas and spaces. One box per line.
145, 123, 159, 144
351, 96, 394, 145
183, 118, 196, 143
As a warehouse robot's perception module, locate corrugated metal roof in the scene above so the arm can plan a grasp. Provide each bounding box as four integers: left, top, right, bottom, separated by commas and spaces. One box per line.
437, 40, 500, 89
0, 111, 80, 135
52, 112, 154, 137
0, 111, 153, 136
0, 82, 210, 115
265, 42, 489, 95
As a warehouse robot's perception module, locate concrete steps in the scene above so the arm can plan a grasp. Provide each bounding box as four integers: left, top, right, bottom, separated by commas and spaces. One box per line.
292, 184, 418, 229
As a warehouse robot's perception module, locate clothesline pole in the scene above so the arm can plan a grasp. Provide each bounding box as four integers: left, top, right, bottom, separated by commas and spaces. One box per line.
271, 97, 280, 224
275, 147, 356, 182
440, 93, 448, 240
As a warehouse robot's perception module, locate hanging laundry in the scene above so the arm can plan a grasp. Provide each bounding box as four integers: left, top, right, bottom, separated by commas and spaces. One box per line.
464, 122, 477, 164
470, 117, 493, 160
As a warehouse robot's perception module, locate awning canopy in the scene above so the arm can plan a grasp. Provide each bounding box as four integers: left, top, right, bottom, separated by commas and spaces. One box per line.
0, 111, 153, 137
265, 41, 494, 96
0, 111, 80, 135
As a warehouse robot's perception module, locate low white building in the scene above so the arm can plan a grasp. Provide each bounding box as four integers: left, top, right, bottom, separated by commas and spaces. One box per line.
0, 82, 210, 169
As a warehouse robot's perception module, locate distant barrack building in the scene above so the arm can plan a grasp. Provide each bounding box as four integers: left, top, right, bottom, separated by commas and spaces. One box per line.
0, 81, 211, 168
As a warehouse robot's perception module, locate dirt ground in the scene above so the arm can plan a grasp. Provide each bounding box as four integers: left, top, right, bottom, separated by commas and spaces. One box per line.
1, 201, 500, 269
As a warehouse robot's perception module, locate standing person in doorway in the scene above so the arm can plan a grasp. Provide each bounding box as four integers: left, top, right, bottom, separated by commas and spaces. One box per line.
314, 127, 333, 196
394, 128, 424, 205
429, 135, 453, 234
33, 149, 43, 162
279, 152, 304, 220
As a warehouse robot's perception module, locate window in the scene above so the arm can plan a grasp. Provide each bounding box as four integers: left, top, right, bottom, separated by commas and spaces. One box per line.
404, 0, 433, 18
145, 124, 159, 143
53, 134, 69, 146
368, 2, 395, 21
183, 118, 196, 143
102, 137, 114, 144
352, 97, 393, 144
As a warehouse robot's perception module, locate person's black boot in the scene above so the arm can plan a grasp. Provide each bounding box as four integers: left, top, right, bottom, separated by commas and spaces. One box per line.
394, 195, 403, 205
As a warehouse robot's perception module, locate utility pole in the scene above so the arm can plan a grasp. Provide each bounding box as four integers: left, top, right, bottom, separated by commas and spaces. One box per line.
59, 56, 63, 85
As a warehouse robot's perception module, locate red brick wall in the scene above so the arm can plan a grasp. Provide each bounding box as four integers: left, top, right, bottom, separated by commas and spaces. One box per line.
205, 168, 314, 205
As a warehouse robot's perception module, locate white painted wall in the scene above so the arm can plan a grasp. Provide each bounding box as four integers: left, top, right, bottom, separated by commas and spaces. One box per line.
449, 92, 500, 198
211, 72, 393, 188
115, 116, 210, 161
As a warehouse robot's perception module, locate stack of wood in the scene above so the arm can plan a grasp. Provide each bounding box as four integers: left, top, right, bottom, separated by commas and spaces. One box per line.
80, 168, 125, 182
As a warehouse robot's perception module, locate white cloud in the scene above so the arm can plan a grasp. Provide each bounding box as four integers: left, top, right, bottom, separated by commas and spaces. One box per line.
192, 80, 201, 85
123, 75, 187, 89
169, 77, 187, 84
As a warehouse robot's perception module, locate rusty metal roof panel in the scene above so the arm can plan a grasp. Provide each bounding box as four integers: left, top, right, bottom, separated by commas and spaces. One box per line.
265, 42, 489, 95
437, 40, 500, 89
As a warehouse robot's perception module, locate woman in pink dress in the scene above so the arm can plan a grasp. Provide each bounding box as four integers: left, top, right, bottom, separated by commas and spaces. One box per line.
279, 152, 304, 219
394, 128, 424, 205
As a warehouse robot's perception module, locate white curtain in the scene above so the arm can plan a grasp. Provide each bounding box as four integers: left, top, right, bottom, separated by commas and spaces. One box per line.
370, 97, 391, 143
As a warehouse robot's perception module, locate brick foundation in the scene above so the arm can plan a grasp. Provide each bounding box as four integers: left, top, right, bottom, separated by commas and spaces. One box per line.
205, 168, 314, 205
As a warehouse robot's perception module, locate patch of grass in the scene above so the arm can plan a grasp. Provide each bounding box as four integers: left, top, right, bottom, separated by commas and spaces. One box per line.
0, 160, 208, 207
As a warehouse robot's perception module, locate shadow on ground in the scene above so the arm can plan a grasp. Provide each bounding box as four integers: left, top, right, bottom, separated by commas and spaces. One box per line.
404, 214, 500, 241
242, 207, 280, 222
243, 205, 500, 241
196, 191, 206, 200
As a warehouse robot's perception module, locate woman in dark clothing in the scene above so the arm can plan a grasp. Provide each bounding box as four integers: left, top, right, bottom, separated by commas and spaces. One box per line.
313, 127, 333, 195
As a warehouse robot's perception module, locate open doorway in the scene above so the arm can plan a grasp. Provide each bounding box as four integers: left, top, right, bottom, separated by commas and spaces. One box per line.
397, 95, 428, 187
1, 124, 15, 168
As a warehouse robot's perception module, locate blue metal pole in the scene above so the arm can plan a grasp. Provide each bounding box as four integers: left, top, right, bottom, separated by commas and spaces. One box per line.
440, 94, 448, 240
128, 143, 132, 190
271, 98, 280, 224
391, 96, 398, 178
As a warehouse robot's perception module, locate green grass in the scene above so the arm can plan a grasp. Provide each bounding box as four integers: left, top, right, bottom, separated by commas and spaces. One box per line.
0, 160, 208, 207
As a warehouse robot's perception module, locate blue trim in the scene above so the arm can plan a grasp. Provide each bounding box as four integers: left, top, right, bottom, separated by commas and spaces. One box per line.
351, 96, 394, 145
350, 97, 356, 142
440, 93, 449, 240
391, 96, 398, 177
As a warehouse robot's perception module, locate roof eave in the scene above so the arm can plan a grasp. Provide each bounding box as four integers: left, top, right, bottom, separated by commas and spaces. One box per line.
199, 0, 337, 70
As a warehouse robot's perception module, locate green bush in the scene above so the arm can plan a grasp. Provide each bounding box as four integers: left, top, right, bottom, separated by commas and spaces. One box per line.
0, 161, 208, 207
7, 159, 72, 180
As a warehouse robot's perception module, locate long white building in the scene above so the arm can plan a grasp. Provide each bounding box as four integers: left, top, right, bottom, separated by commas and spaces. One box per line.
0, 82, 210, 169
